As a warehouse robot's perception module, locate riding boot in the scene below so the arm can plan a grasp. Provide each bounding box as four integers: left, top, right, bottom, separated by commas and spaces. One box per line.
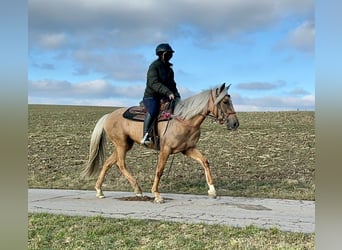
140, 112, 153, 145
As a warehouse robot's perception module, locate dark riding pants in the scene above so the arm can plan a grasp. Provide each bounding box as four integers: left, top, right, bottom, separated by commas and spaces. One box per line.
142, 97, 159, 135
143, 97, 159, 117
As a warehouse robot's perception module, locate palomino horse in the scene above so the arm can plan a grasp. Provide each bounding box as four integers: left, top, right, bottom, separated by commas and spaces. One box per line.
82, 83, 239, 203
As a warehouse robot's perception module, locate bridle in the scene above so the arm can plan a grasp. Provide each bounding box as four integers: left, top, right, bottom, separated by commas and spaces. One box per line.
208, 89, 236, 124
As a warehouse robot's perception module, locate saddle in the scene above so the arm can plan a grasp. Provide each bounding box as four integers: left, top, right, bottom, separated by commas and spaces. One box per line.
122, 99, 173, 122
123, 99, 173, 150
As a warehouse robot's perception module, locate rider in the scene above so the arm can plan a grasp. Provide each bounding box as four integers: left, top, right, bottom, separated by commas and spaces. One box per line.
140, 43, 181, 145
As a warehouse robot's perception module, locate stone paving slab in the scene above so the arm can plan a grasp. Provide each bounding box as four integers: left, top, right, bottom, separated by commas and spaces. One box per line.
28, 189, 315, 233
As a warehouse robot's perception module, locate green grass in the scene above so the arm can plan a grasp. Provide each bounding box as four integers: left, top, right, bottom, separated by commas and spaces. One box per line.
28, 213, 314, 250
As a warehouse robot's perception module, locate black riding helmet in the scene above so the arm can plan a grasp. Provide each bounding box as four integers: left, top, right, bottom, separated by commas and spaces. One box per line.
156, 43, 174, 56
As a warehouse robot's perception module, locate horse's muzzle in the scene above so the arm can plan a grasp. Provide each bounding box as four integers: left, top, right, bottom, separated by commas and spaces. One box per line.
227, 119, 239, 130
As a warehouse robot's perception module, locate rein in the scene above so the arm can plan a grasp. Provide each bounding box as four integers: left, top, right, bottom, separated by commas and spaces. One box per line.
162, 100, 175, 136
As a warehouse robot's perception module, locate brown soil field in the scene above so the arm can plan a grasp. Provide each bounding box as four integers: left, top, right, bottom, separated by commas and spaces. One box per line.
28, 104, 315, 200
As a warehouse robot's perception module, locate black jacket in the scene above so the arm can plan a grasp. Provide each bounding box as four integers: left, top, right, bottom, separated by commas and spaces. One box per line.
143, 59, 180, 99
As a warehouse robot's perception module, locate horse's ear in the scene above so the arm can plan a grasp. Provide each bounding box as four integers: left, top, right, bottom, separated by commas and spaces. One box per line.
219, 83, 226, 93
227, 83, 231, 90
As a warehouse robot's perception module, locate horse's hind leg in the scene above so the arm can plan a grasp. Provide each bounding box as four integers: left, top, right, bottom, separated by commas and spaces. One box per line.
183, 147, 217, 198
116, 146, 143, 196
95, 151, 117, 198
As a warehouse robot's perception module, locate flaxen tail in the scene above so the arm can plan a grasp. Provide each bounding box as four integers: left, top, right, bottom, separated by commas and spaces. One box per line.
81, 114, 109, 178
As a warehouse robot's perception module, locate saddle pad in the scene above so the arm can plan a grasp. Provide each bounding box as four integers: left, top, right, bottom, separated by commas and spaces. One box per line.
122, 106, 171, 122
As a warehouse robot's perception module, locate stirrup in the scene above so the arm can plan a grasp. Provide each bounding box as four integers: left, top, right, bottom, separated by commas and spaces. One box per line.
140, 133, 152, 145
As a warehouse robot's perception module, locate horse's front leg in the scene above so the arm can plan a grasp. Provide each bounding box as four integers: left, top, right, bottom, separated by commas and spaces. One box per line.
151, 150, 170, 203
183, 147, 217, 198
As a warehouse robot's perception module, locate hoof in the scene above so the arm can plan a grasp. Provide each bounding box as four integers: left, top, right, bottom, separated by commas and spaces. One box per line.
135, 193, 143, 197
208, 194, 217, 199
96, 193, 105, 199
154, 197, 165, 204
96, 189, 105, 199
208, 184, 217, 199
208, 191, 217, 199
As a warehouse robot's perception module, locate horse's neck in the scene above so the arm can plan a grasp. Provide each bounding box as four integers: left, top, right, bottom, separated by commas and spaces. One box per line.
174, 113, 207, 130
191, 113, 207, 127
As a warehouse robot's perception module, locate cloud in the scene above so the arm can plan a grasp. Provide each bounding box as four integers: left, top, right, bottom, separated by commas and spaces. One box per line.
28, 0, 314, 111
28, 0, 314, 83
276, 20, 315, 53
28, 79, 314, 111
32, 62, 55, 70
236, 81, 285, 91
39, 33, 66, 49
287, 88, 311, 96
28, 96, 135, 108
233, 93, 315, 111
72, 49, 147, 81
288, 21, 315, 52
29, 78, 195, 101
28, 79, 144, 99
29, 0, 314, 49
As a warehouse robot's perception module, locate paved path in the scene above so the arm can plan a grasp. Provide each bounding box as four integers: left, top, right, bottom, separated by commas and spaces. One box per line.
28, 189, 314, 233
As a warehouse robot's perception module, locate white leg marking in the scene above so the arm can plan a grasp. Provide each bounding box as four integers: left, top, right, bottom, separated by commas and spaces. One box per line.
208, 184, 217, 198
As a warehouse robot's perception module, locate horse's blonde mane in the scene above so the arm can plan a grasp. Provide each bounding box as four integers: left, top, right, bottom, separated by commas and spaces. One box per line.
173, 90, 211, 120
173, 86, 228, 120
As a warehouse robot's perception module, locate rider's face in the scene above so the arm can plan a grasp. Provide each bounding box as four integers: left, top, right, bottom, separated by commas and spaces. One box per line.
162, 51, 173, 62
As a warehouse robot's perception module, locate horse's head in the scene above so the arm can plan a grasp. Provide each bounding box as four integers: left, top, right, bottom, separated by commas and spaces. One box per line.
211, 83, 239, 130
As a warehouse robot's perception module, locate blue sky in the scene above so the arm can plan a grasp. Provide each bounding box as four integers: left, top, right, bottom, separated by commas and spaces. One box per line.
28, 0, 314, 111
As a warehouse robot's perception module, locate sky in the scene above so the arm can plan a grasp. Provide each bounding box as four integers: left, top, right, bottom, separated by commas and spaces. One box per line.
28, 0, 315, 111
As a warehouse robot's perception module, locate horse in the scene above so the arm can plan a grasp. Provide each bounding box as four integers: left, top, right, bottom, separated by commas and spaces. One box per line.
82, 83, 239, 203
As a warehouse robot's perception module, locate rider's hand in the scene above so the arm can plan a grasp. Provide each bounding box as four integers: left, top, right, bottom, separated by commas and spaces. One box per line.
168, 93, 175, 100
